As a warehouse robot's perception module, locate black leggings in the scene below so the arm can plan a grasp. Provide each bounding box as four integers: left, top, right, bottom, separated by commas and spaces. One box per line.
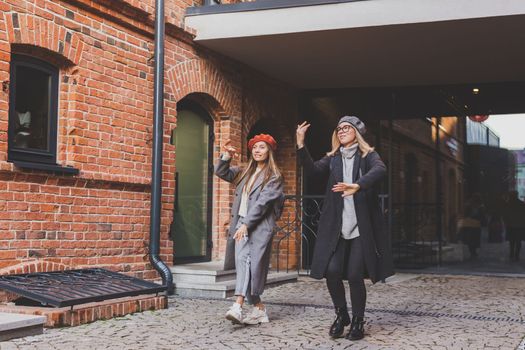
325, 237, 366, 317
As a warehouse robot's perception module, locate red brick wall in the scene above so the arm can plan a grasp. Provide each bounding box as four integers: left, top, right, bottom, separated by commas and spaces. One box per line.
0, 0, 300, 279
0, 294, 167, 327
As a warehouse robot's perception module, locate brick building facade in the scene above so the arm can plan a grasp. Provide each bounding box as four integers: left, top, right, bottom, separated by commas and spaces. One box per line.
0, 0, 494, 283
0, 0, 299, 280
512, 149, 525, 201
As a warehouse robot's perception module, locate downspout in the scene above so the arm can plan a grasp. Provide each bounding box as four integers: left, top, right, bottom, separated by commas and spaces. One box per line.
435, 116, 443, 267
149, 0, 174, 295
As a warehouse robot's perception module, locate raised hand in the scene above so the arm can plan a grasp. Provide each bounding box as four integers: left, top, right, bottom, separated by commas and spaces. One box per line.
332, 182, 360, 197
296, 121, 310, 148
222, 139, 239, 158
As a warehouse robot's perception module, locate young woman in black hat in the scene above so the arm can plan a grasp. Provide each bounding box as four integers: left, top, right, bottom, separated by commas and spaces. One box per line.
296, 116, 394, 340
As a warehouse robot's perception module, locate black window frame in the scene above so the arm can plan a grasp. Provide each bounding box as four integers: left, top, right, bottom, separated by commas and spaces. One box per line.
8, 54, 59, 165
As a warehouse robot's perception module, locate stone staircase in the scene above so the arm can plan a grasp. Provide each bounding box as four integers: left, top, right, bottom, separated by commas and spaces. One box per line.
171, 261, 298, 298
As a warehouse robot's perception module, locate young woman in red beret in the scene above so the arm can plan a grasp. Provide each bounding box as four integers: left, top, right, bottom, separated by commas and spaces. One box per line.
215, 134, 285, 325
296, 116, 394, 341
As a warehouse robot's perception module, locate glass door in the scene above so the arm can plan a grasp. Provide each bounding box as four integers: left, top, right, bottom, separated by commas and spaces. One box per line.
171, 102, 213, 263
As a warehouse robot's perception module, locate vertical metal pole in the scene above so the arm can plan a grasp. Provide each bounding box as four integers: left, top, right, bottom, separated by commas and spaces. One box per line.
150, 0, 174, 295
388, 94, 394, 261
435, 117, 443, 267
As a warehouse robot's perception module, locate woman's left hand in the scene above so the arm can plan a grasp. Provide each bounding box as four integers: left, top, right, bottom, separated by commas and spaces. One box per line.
332, 182, 360, 197
233, 224, 248, 242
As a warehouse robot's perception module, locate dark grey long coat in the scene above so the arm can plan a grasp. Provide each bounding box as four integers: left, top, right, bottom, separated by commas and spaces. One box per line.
298, 147, 394, 283
215, 158, 284, 295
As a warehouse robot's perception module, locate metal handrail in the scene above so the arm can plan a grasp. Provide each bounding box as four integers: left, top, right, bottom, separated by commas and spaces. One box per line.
272, 195, 324, 274
271, 195, 442, 273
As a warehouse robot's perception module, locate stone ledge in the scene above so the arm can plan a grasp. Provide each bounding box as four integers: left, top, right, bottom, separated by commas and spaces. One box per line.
0, 312, 46, 332
0, 325, 43, 342
0, 313, 46, 342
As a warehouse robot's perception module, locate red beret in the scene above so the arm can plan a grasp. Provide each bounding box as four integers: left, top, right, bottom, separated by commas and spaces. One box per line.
248, 134, 277, 151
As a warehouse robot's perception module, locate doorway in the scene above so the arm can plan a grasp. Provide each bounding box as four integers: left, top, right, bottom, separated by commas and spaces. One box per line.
171, 100, 214, 264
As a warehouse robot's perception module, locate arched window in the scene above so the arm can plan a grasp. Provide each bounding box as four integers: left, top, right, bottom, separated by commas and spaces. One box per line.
171, 99, 214, 263
8, 54, 59, 165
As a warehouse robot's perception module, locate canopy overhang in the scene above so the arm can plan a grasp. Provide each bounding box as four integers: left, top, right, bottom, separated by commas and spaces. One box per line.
186, 0, 525, 89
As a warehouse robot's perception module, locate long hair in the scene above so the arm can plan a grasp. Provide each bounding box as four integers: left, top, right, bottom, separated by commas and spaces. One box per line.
234, 144, 282, 191
326, 126, 374, 157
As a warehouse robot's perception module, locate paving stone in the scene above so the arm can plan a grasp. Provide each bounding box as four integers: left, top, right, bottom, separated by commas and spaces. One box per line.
1, 274, 524, 349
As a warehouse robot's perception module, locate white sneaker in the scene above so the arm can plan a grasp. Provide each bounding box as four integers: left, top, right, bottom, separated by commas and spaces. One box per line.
243, 306, 269, 325
225, 303, 243, 324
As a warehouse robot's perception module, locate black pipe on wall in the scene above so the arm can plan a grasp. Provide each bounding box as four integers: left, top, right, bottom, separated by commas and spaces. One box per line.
150, 0, 174, 295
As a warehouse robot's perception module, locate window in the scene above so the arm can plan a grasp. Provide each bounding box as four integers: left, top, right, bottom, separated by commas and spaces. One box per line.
8, 54, 59, 164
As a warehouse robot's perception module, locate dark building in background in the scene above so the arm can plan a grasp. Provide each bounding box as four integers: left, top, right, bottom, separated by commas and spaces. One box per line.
465, 145, 515, 208
511, 149, 525, 201
465, 119, 516, 211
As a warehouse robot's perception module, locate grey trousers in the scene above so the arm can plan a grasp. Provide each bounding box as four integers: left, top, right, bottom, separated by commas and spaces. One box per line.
234, 218, 261, 305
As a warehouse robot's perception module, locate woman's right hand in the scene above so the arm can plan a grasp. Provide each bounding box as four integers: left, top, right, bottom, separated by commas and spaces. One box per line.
296, 121, 310, 148
222, 139, 239, 159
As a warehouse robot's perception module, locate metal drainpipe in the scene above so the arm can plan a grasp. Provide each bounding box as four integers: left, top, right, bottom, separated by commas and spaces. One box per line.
435, 116, 443, 267
150, 0, 174, 295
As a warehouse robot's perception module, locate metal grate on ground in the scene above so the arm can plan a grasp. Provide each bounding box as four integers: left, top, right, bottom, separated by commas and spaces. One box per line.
0, 268, 166, 308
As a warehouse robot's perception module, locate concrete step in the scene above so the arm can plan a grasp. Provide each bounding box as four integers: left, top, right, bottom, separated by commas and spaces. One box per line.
171, 261, 236, 284
0, 312, 47, 341
172, 264, 298, 298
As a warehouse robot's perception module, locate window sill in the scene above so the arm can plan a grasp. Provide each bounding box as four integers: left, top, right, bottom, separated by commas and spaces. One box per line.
13, 161, 80, 175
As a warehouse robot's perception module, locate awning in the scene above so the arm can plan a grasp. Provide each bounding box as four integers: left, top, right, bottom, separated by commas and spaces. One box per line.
186, 0, 525, 89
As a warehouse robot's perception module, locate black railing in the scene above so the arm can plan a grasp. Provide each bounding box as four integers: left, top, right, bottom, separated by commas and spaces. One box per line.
272, 195, 324, 274
271, 196, 441, 273
390, 202, 441, 268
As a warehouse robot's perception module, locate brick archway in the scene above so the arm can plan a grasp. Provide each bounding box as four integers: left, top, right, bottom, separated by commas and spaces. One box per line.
165, 59, 243, 262
166, 58, 240, 118
0, 260, 74, 275
3, 12, 84, 65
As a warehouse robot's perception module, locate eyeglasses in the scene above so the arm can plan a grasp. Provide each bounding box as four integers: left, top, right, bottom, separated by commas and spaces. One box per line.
335, 125, 353, 133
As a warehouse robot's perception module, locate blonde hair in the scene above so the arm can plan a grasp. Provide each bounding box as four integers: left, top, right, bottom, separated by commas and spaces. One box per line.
235, 144, 282, 191
326, 126, 374, 157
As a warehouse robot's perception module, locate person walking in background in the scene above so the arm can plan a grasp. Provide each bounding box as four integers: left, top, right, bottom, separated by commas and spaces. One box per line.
459, 193, 486, 259
296, 116, 394, 341
215, 134, 284, 325
487, 193, 505, 244
502, 191, 525, 262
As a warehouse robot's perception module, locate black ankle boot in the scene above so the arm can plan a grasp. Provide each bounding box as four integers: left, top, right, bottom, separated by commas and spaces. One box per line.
346, 315, 365, 340
329, 306, 350, 338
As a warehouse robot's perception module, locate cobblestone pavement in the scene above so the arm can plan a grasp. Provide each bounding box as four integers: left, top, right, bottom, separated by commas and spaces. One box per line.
1, 274, 525, 350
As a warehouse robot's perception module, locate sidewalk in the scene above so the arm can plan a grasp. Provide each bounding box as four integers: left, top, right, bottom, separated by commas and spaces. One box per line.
1, 273, 524, 349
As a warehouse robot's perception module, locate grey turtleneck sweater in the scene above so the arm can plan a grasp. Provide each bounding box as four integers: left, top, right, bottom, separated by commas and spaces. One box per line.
340, 144, 360, 240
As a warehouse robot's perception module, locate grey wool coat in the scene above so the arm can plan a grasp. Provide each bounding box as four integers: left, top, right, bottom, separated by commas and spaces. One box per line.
298, 146, 394, 283
215, 158, 285, 295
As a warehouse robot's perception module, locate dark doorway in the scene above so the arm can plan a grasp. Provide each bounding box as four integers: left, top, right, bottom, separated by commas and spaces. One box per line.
171, 100, 214, 264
